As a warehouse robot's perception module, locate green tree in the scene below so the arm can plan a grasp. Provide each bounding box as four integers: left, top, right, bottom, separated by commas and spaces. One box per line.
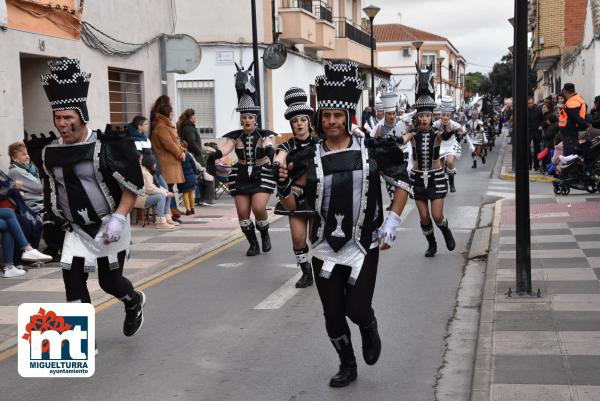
487, 51, 537, 98
465, 72, 491, 94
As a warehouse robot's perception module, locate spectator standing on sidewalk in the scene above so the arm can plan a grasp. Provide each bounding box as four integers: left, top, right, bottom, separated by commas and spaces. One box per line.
527, 96, 544, 171
588, 95, 600, 130
7, 141, 44, 213
560, 83, 588, 155
151, 104, 185, 221
177, 109, 207, 167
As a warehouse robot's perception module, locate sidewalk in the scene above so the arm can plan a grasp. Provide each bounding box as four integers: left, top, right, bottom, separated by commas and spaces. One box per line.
499, 141, 555, 183
472, 175, 600, 397
0, 194, 279, 352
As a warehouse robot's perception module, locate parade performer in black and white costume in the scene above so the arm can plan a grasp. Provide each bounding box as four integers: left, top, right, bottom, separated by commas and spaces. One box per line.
41, 58, 146, 341
274, 87, 316, 288
465, 110, 486, 168
207, 66, 277, 257
373, 84, 414, 225
277, 61, 406, 388
433, 96, 464, 193
409, 65, 456, 257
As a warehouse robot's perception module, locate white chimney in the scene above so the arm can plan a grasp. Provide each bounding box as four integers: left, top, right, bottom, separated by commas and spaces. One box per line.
397, 12, 402, 24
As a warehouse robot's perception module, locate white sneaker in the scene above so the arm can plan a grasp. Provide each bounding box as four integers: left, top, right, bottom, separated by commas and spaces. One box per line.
21, 249, 53, 263
3, 266, 26, 278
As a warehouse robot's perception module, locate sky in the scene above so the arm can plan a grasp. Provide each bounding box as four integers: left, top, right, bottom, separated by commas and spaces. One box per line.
363, 0, 515, 74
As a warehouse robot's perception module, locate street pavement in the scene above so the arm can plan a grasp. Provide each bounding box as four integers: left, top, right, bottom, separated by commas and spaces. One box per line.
0, 136, 504, 401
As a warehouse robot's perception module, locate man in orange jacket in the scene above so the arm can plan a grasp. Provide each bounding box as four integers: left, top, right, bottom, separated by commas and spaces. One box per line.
561, 83, 588, 155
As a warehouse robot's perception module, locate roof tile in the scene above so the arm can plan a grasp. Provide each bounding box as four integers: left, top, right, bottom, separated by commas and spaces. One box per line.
373, 23, 447, 42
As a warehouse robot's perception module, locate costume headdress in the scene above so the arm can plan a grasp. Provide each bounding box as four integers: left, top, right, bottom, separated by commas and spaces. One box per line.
41, 58, 91, 123
314, 61, 364, 135
283, 87, 314, 121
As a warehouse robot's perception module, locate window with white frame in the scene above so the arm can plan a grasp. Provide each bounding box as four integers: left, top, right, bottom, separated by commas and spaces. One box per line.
422, 54, 436, 73
176, 80, 216, 136
108, 68, 143, 128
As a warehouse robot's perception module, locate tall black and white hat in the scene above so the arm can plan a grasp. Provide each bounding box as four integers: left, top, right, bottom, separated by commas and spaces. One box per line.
284, 87, 314, 120
236, 94, 261, 115
41, 58, 91, 123
314, 61, 364, 134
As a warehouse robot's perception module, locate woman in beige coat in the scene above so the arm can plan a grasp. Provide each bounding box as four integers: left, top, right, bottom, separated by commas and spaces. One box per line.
150, 104, 185, 219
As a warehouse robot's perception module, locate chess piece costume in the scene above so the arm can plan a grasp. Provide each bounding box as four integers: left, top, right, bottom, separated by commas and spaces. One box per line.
410, 95, 448, 201
433, 96, 462, 191
274, 87, 316, 288
41, 58, 145, 335
377, 89, 413, 197
279, 61, 401, 387
465, 117, 485, 146
363, 102, 383, 135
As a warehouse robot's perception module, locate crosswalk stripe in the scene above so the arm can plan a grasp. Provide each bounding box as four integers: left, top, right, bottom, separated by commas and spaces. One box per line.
253, 273, 302, 310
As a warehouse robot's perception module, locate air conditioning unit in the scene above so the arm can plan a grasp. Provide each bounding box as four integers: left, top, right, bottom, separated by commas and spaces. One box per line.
403, 48, 411, 57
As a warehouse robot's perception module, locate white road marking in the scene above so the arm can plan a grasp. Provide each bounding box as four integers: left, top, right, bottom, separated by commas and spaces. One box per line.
253, 273, 302, 310
281, 263, 299, 269
217, 262, 244, 268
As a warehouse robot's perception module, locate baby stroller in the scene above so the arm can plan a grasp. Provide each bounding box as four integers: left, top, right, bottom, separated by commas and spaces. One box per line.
553, 136, 600, 195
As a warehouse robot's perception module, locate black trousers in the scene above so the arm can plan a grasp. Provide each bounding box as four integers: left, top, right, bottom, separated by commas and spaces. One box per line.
528, 131, 542, 168
313, 247, 379, 340
62, 250, 136, 306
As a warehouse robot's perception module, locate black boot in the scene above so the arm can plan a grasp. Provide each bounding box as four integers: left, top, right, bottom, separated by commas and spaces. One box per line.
329, 335, 357, 388
359, 318, 381, 365
422, 223, 437, 257
295, 262, 313, 288
436, 218, 456, 251
256, 221, 272, 253
472, 159, 477, 169
482, 154, 487, 164
448, 174, 456, 193
241, 223, 260, 256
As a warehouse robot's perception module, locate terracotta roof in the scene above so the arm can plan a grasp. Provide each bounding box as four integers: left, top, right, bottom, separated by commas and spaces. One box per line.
373, 23, 447, 43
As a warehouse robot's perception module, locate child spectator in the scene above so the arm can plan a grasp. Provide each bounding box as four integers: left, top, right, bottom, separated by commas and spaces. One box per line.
180, 142, 198, 215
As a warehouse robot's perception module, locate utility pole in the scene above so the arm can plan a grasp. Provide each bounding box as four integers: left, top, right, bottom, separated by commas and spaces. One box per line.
513, 0, 532, 294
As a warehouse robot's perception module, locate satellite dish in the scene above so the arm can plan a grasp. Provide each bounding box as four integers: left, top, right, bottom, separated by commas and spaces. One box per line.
165, 34, 202, 74
263, 43, 287, 69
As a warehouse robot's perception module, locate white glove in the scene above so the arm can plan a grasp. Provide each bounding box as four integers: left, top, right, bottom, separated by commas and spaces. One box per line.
103, 213, 126, 243
378, 211, 402, 248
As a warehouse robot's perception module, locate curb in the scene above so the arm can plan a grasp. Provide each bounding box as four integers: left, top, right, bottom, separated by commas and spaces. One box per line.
469, 198, 503, 401
434, 202, 495, 401
499, 166, 555, 183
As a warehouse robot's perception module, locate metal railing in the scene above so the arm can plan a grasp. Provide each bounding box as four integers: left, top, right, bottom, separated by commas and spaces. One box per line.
312, 1, 332, 23
280, 0, 312, 13
332, 17, 374, 49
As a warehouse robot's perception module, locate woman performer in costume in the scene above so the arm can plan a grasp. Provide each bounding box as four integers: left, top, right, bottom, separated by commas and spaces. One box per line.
409, 65, 456, 257
207, 74, 276, 256
274, 87, 316, 288
433, 95, 464, 193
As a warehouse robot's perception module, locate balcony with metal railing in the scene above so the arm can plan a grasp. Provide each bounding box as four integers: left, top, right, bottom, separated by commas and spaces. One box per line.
278, 1, 335, 49
321, 17, 376, 67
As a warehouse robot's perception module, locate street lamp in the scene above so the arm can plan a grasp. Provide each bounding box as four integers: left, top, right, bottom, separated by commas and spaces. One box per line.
412, 40, 424, 68
438, 56, 445, 98
363, 4, 381, 117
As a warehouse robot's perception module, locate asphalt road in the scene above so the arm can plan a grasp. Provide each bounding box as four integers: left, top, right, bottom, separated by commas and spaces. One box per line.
0, 144, 501, 401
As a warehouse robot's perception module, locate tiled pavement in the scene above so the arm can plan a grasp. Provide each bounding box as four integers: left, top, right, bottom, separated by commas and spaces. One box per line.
474, 191, 600, 400
0, 196, 280, 352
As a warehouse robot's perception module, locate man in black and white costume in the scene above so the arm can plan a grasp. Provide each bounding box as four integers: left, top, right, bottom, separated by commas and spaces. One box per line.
433, 95, 464, 192
277, 61, 407, 388
41, 58, 146, 343
363, 101, 383, 136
